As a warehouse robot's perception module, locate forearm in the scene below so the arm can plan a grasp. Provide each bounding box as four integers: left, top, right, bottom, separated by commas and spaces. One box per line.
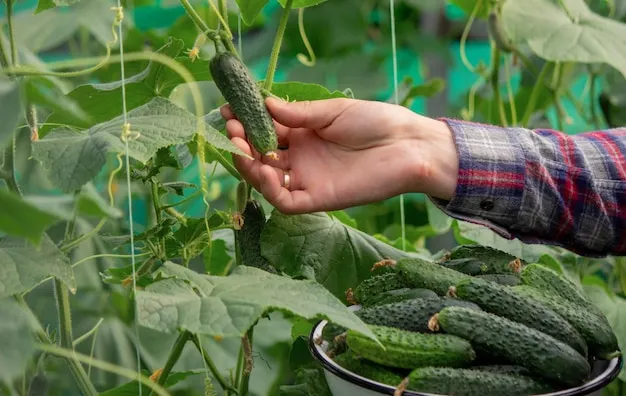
428, 119, 626, 257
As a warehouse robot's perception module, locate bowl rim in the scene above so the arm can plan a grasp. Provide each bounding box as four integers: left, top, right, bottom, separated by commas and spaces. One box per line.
309, 319, 623, 396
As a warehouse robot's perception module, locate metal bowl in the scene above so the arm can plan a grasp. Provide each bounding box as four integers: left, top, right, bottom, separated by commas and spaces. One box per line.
309, 318, 623, 396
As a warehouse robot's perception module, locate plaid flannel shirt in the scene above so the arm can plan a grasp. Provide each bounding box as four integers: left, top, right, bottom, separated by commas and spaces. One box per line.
429, 119, 626, 257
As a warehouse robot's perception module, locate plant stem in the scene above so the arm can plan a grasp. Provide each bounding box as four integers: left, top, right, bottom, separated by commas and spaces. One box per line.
53, 280, 98, 396
60, 219, 107, 253
238, 330, 253, 396
205, 145, 241, 180
588, 66, 602, 129
192, 335, 238, 394
150, 179, 167, 257
6, 0, 18, 66
520, 62, 551, 128
264, 0, 294, 91
148, 331, 191, 396
180, 0, 211, 33
490, 45, 508, 127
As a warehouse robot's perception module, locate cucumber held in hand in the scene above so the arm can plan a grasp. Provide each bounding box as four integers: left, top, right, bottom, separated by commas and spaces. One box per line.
430, 306, 591, 387
209, 42, 279, 159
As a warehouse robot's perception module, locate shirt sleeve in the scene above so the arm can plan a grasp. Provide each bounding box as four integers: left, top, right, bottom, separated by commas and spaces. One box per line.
428, 118, 626, 257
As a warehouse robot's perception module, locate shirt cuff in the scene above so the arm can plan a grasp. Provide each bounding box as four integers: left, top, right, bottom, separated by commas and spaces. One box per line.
428, 118, 529, 240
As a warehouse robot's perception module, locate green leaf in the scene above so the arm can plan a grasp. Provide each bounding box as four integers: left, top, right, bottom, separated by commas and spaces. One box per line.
24, 183, 123, 221
35, 0, 82, 13
40, 38, 213, 137
0, 76, 22, 148
425, 197, 453, 234
278, 0, 328, 9
502, 0, 626, 80
100, 369, 204, 396
583, 285, 626, 380
136, 262, 376, 341
236, 0, 269, 25
448, 0, 490, 18
0, 298, 37, 384
389, 77, 446, 107
269, 81, 350, 101
204, 230, 234, 276
0, 189, 60, 245
0, 234, 75, 297
260, 211, 409, 300
32, 97, 245, 193
23, 76, 90, 127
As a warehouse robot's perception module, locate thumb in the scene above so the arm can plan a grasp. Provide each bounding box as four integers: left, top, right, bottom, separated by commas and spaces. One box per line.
265, 97, 353, 129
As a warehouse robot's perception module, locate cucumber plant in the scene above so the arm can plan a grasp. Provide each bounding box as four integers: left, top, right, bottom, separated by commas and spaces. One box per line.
0, 0, 625, 395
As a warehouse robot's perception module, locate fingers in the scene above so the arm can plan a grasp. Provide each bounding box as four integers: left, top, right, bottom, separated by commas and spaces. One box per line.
258, 165, 314, 214
265, 97, 354, 130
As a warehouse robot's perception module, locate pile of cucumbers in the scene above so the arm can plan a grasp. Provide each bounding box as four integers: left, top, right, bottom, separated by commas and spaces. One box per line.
325, 245, 620, 396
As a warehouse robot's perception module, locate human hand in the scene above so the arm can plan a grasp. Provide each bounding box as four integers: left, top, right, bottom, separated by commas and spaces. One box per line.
222, 97, 459, 214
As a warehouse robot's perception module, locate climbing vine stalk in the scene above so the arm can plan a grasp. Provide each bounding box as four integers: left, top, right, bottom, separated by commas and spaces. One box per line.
264, 0, 294, 90
149, 331, 192, 396
521, 62, 551, 127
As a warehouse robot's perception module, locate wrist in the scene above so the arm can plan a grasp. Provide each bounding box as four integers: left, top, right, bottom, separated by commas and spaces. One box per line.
402, 114, 459, 200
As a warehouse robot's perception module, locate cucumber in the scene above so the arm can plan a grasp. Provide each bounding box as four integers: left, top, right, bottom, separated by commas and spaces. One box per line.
406, 367, 553, 396
346, 324, 476, 370
476, 273, 521, 286
440, 258, 490, 275
363, 288, 438, 307
383, 257, 471, 295
520, 264, 591, 307
352, 273, 408, 306
471, 364, 531, 376
432, 306, 591, 387
445, 245, 525, 274
452, 277, 588, 357
514, 285, 620, 359
209, 43, 278, 159
356, 296, 481, 333
236, 199, 277, 273
333, 351, 405, 386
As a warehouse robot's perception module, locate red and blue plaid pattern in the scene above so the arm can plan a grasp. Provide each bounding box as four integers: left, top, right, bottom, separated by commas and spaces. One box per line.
430, 119, 626, 257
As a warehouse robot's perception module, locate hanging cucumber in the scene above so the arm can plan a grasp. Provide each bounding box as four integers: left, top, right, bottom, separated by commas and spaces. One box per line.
209, 38, 279, 160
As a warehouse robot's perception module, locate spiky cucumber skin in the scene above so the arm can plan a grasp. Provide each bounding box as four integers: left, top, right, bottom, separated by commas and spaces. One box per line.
237, 200, 276, 273
407, 367, 554, 396
447, 244, 525, 274
520, 264, 592, 308
454, 277, 588, 357
353, 273, 408, 306
209, 51, 278, 157
395, 257, 470, 295
363, 287, 438, 307
476, 273, 521, 286
436, 306, 591, 387
332, 351, 405, 386
356, 296, 481, 333
513, 285, 619, 359
346, 324, 475, 370
441, 258, 490, 276
471, 364, 531, 376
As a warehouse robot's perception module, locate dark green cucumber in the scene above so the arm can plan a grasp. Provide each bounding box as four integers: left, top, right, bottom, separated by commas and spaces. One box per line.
445, 244, 525, 274
406, 367, 553, 396
520, 264, 591, 307
452, 277, 588, 357
434, 306, 591, 387
363, 288, 438, 307
471, 365, 531, 376
209, 44, 278, 158
356, 296, 481, 333
514, 285, 619, 359
476, 273, 521, 286
236, 199, 276, 273
353, 273, 408, 306
346, 324, 475, 370
333, 351, 405, 386
393, 257, 471, 295
441, 258, 490, 275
